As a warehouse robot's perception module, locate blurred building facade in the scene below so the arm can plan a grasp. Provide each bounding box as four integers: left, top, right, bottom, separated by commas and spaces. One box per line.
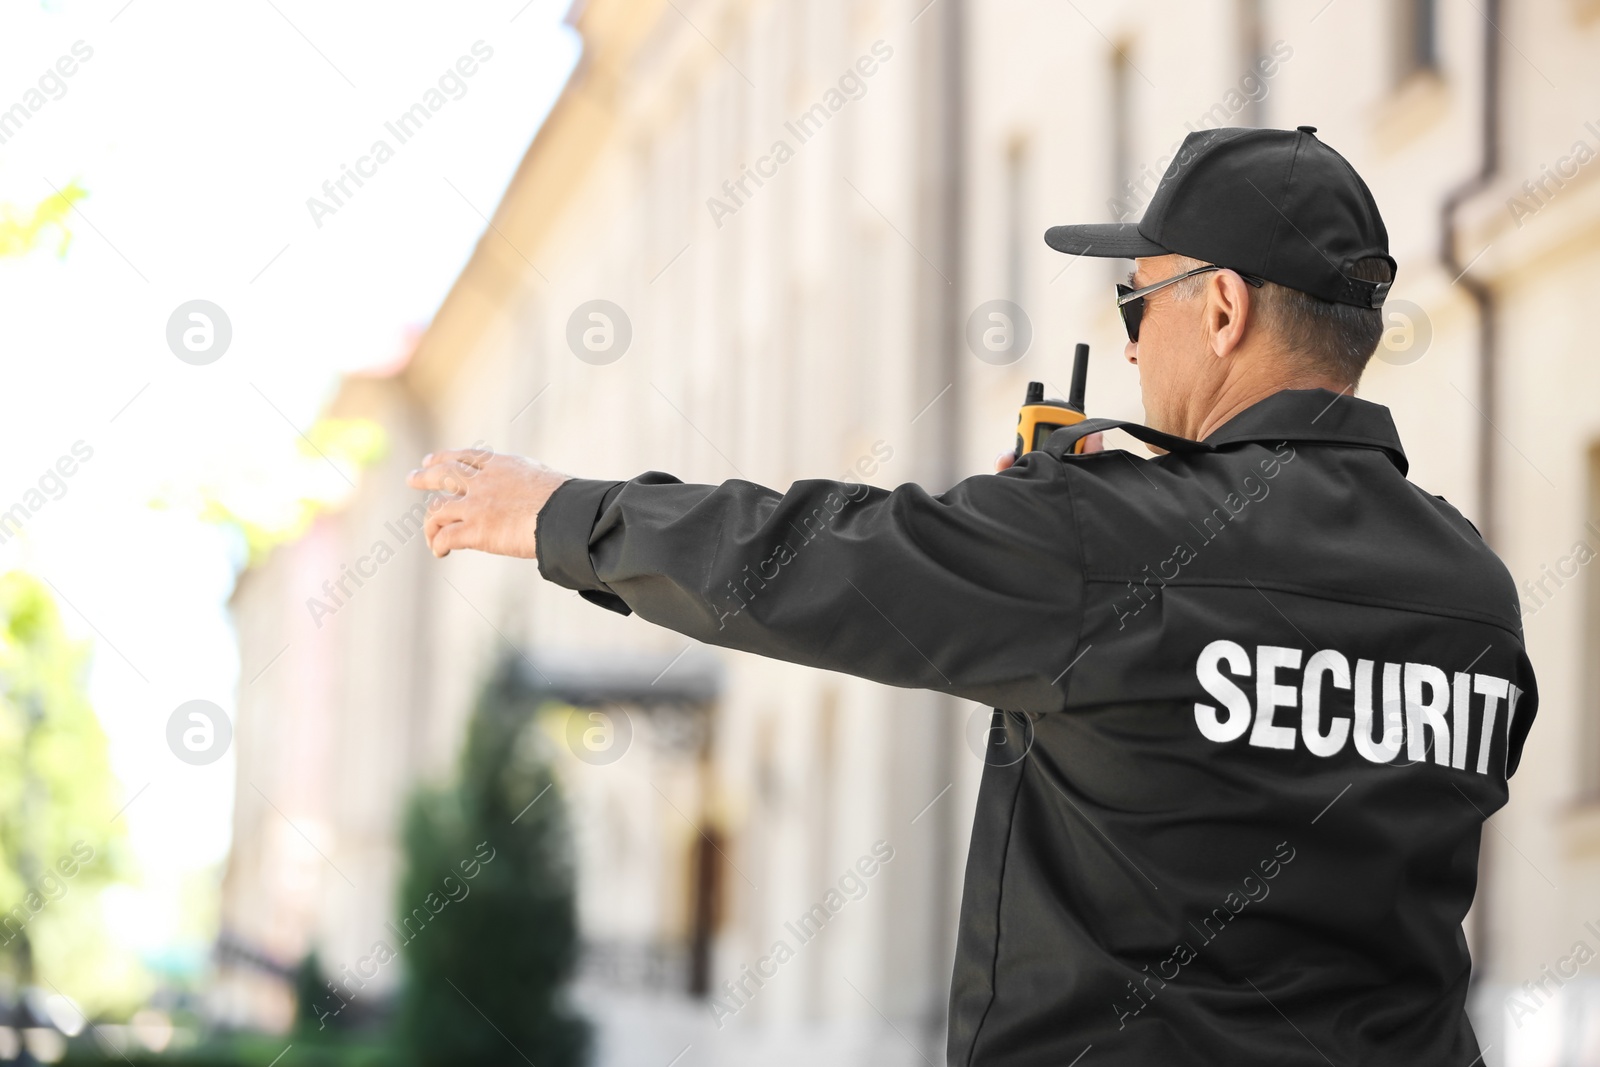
218, 1, 1600, 1065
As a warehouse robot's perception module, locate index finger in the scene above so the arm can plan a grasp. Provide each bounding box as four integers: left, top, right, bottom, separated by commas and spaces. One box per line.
407, 460, 479, 492
423, 445, 495, 470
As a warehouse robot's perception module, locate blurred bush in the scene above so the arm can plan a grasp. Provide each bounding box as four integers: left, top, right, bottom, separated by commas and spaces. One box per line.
57, 665, 589, 1065
396, 664, 591, 1067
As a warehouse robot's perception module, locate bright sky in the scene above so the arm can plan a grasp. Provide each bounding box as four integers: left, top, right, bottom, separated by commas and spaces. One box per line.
0, 0, 580, 978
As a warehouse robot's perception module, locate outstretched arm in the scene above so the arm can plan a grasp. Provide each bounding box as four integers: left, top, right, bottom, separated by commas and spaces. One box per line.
407, 447, 1088, 712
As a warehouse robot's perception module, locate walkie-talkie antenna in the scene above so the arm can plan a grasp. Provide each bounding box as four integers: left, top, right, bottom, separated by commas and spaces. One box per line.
1066, 343, 1090, 413
1014, 342, 1092, 459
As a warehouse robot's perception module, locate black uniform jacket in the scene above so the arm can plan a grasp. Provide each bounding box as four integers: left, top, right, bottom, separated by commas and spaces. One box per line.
536, 387, 1538, 1067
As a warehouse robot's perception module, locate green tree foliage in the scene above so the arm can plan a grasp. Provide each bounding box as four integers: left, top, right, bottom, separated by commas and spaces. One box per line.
151, 416, 390, 569
0, 571, 121, 987
397, 666, 590, 1067
0, 183, 87, 259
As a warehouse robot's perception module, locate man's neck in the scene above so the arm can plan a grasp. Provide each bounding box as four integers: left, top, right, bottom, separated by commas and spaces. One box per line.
1190, 364, 1351, 441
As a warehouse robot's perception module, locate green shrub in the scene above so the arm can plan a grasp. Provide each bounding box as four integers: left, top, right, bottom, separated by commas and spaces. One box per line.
396, 665, 590, 1067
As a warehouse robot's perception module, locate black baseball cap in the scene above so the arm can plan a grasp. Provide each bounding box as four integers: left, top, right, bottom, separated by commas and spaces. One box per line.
1046, 126, 1395, 308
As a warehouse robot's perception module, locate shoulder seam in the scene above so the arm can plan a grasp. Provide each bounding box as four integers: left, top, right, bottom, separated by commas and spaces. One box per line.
1082, 572, 1523, 639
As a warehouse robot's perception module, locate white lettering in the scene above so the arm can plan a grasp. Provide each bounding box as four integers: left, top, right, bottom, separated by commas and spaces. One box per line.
1352, 660, 1403, 763
1249, 645, 1300, 750
1193, 641, 1521, 776
1503, 684, 1525, 777
1404, 662, 1451, 765
1195, 640, 1252, 742
1301, 649, 1351, 757
1473, 674, 1509, 775
1451, 672, 1472, 769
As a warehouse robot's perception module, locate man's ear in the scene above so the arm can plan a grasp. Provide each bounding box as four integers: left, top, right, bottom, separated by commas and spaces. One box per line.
1203, 270, 1253, 359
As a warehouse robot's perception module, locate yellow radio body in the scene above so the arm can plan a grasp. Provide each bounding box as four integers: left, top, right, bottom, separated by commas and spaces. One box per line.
1013, 343, 1091, 459
1016, 395, 1088, 456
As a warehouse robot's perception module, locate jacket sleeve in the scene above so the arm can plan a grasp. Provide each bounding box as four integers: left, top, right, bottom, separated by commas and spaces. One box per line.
535, 454, 1087, 712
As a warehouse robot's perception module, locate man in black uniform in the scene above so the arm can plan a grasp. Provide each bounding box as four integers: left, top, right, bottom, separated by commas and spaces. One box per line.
408, 126, 1538, 1066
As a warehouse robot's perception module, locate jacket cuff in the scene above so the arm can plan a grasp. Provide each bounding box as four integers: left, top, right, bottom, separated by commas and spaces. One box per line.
537, 477, 624, 593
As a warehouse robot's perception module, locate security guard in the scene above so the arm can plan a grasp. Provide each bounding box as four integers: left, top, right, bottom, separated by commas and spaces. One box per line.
409, 126, 1539, 1066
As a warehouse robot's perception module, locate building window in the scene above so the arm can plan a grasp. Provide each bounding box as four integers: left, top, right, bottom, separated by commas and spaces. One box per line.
1584, 444, 1600, 799
1004, 137, 1030, 306
1109, 46, 1134, 221
1395, 0, 1439, 82
1237, 0, 1266, 126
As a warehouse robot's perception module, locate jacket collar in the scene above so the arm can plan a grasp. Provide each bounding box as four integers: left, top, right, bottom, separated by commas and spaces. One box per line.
1201, 388, 1409, 475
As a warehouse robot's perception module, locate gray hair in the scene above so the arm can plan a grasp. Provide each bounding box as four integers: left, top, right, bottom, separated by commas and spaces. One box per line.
1165, 254, 1394, 384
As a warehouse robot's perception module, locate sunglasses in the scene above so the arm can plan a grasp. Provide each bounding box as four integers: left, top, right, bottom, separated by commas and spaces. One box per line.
1115, 265, 1264, 342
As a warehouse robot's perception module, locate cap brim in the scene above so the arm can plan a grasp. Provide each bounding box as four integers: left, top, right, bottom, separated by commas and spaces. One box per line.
1044, 222, 1168, 258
